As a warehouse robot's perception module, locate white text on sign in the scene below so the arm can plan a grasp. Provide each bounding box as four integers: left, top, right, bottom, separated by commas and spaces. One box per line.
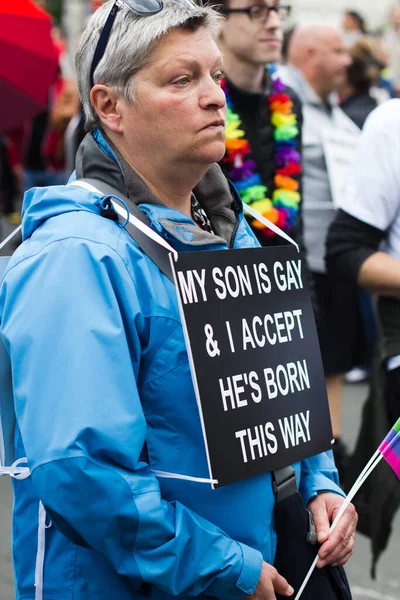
219, 360, 311, 411
177, 258, 303, 304
235, 411, 311, 464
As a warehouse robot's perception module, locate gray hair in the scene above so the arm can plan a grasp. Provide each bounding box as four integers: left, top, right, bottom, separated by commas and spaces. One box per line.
76, 0, 221, 130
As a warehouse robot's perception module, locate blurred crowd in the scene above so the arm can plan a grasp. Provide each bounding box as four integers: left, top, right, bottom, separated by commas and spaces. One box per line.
1, 3, 400, 226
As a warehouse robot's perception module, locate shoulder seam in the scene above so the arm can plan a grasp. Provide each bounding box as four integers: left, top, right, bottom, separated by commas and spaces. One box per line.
1, 233, 138, 289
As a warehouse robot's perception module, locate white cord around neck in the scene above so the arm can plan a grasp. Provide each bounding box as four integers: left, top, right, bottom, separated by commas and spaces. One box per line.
243, 203, 299, 252
69, 180, 177, 258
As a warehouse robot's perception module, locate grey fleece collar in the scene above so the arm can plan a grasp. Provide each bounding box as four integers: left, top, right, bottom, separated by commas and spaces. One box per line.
76, 131, 241, 245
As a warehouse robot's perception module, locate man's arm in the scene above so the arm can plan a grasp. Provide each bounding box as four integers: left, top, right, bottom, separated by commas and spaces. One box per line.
325, 208, 399, 293
357, 252, 400, 296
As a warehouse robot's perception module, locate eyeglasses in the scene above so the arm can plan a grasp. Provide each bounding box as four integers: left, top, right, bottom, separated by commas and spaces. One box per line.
220, 3, 291, 22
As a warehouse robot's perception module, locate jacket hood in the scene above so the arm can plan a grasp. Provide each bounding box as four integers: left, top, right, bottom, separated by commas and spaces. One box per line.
21, 129, 241, 242
21, 183, 105, 241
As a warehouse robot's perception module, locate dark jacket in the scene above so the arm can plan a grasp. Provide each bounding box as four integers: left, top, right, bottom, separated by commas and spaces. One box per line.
340, 92, 378, 129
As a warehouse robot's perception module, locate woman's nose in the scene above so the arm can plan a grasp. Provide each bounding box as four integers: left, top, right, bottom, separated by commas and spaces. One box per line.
199, 77, 227, 110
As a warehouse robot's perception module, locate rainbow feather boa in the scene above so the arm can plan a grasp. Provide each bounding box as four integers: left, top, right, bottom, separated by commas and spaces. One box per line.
222, 68, 302, 237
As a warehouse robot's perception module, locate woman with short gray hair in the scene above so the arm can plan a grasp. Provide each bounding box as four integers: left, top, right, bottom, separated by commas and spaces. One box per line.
76, 0, 220, 129
0, 1, 355, 599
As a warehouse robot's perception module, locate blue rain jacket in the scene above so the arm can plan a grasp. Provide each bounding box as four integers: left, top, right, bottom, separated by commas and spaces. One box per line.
0, 132, 342, 600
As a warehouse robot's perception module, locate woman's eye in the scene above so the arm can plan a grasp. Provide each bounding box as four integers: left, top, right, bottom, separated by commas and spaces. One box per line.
174, 76, 190, 86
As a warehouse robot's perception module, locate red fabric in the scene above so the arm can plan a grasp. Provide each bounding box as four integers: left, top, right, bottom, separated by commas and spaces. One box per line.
0, 0, 50, 19
0, 2, 59, 133
1, 15, 56, 57
268, 93, 291, 104
92, 0, 104, 10
276, 162, 302, 177
0, 78, 45, 134
1, 34, 58, 103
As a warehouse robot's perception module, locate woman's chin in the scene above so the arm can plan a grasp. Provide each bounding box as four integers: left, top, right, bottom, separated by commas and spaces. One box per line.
194, 142, 227, 166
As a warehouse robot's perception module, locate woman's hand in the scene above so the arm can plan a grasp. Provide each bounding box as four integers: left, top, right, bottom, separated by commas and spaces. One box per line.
246, 562, 294, 599
308, 492, 358, 568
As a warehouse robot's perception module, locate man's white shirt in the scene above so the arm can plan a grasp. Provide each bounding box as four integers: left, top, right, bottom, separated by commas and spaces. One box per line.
339, 99, 400, 262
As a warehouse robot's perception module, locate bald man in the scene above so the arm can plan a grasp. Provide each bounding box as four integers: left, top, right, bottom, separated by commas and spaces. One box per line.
279, 26, 361, 480
285, 26, 352, 103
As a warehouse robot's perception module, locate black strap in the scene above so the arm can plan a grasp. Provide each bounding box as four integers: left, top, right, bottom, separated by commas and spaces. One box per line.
80, 178, 174, 283
89, 2, 120, 89
272, 466, 298, 503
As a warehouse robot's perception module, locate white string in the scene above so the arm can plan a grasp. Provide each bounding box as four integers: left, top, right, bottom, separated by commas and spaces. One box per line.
152, 469, 218, 485
72, 181, 298, 257
0, 457, 30, 479
34, 502, 47, 600
243, 203, 300, 252
294, 452, 384, 600
0, 225, 21, 251
69, 181, 177, 258
110, 200, 177, 256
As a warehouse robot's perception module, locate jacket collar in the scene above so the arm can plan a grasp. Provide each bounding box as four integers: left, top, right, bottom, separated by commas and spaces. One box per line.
75, 129, 242, 246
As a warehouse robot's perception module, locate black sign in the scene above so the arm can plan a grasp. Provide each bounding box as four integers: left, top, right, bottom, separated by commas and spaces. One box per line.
171, 245, 333, 488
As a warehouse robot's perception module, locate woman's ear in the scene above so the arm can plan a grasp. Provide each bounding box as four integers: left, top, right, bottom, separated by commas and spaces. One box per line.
90, 85, 123, 133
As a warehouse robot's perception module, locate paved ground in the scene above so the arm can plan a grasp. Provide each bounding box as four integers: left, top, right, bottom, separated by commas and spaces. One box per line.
0, 215, 399, 599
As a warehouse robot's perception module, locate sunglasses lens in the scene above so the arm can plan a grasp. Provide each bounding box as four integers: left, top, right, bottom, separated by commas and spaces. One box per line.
123, 0, 163, 14
178, 0, 202, 6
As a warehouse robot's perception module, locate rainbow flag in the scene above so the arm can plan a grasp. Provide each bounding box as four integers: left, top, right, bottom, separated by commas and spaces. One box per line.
379, 417, 400, 478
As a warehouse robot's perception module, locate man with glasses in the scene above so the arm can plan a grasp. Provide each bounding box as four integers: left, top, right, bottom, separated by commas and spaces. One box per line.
208, 1, 304, 250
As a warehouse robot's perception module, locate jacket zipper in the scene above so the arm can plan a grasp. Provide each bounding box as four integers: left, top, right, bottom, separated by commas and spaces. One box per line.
228, 197, 241, 248
228, 219, 239, 249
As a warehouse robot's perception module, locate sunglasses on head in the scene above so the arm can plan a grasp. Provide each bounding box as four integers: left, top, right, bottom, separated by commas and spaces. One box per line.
90, 0, 199, 89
